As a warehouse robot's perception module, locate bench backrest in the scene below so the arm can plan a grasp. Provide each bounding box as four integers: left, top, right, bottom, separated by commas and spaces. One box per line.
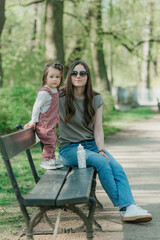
0, 128, 36, 160
0, 128, 40, 208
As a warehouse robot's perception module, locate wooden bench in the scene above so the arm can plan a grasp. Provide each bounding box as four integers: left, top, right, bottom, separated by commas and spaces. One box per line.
0, 126, 102, 239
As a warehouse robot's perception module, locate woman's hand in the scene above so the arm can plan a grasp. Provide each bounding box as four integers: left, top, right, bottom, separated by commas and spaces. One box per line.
98, 149, 110, 162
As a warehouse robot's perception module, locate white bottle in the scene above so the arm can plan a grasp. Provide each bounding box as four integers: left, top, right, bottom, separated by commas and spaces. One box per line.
77, 144, 86, 168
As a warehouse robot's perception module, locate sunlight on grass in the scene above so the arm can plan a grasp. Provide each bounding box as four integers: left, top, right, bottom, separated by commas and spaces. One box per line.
103, 107, 155, 136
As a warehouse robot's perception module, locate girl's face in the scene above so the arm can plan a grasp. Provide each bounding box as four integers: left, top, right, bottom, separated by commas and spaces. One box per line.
45, 67, 61, 89
71, 64, 88, 88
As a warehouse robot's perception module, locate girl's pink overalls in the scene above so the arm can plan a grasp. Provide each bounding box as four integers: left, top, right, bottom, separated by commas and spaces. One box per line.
35, 86, 59, 161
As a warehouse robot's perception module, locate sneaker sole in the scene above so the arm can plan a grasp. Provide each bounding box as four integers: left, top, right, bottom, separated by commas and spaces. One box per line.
123, 215, 152, 223
55, 165, 63, 169
40, 164, 57, 170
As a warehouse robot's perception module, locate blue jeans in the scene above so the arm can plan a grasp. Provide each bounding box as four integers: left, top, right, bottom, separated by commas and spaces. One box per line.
59, 140, 135, 210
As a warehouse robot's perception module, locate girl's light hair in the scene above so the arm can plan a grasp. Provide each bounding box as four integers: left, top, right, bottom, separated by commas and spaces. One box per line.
42, 62, 64, 87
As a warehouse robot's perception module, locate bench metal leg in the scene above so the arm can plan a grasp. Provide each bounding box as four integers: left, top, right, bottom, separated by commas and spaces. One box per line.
26, 208, 44, 240
22, 202, 101, 239
53, 209, 62, 240
95, 194, 103, 209
65, 197, 96, 239
94, 219, 102, 231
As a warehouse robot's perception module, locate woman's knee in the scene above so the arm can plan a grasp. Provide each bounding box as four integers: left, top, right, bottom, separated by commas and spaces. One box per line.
87, 152, 111, 171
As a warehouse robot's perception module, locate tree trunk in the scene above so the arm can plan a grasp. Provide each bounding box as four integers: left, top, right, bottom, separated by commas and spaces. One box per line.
146, 2, 154, 89
45, 0, 64, 65
31, 4, 38, 51
141, 1, 154, 89
89, 0, 110, 91
108, 0, 114, 87
0, 0, 6, 87
107, 44, 114, 86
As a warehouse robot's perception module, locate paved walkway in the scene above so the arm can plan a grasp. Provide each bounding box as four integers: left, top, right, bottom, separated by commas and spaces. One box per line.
19, 111, 160, 240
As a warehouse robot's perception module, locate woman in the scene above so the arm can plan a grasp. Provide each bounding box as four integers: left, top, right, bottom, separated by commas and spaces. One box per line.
58, 60, 152, 222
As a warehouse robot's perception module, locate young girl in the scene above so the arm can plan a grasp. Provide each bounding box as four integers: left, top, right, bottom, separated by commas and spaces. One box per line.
25, 62, 63, 170
58, 60, 152, 223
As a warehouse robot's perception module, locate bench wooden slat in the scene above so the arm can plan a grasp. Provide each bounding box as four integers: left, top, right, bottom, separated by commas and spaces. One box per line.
24, 167, 70, 206
56, 167, 94, 206
0, 129, 36, 160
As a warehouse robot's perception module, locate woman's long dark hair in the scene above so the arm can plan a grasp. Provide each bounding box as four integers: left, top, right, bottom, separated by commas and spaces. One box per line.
61, 60, 98, 126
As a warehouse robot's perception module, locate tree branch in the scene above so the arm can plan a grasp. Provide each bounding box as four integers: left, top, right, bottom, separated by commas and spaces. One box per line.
63, 11, 90, 33
18, 0, 45, 7
103, 31, 160, 53
134, 39, 160, 48
103, 31, 134, 52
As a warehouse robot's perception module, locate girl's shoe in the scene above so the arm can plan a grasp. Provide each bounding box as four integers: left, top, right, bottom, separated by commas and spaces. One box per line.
122, 205, 152, 222
40, 159, 63, 170
55, 159, 63, 168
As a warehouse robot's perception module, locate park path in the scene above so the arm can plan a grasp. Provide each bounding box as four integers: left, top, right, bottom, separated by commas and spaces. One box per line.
18, 110, 160, 240
99, 110, 160, 240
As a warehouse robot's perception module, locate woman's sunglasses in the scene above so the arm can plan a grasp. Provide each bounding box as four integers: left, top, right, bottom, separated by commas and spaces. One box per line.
71, 71, 87, 77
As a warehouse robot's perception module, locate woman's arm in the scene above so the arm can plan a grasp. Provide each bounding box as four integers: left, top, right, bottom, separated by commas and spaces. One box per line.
94, 106, 109, 161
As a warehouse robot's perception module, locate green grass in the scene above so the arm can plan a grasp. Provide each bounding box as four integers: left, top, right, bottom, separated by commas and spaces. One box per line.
0, 106, 156, 237
0, 143, 45, 236
103, 107, 155, 136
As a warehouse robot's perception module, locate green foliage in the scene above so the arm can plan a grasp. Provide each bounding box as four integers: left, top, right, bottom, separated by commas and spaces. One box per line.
102, 90, 114, 122
103, 107, 155, 136
2, 1, 45, 88
0, 84, 38, 134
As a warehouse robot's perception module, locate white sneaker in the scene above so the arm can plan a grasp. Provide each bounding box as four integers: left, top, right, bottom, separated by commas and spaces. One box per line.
122, 205, 152, 222
40, 159, 63, 170
55, 159, 63, 169
119, 210, 126, 218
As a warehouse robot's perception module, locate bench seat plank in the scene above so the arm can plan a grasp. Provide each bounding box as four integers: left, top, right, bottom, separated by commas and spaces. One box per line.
56, 167, 94, 206
24, 167, 70, 206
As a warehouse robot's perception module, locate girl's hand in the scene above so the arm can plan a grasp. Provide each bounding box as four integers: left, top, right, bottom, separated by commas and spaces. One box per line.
24, 122, 36, 130
98, 149, 110, 162
24, 122, 30, 129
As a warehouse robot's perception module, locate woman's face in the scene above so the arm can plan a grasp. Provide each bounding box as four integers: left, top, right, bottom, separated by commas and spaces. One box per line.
71, 64, 88, 88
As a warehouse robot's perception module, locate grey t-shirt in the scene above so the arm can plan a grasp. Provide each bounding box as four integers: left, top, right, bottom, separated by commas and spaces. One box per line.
58, 94, 104, 148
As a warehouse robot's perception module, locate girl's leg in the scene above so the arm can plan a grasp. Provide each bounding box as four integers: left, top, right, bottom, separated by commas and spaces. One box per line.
40, 130, 57, 160
42, 144, 55, 160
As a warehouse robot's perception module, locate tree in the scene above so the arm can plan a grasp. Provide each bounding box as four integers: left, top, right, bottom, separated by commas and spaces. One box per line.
89, 0, 110, 91
141, 0, 154, 89
19, 0, 65, 64
0, 0, 6, 87
30, 3, 42, 51
45, 0, 64, 65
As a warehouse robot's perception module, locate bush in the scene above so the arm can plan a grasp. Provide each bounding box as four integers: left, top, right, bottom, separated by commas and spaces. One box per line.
0, 84, 38, 134
0, 87, 115, 135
